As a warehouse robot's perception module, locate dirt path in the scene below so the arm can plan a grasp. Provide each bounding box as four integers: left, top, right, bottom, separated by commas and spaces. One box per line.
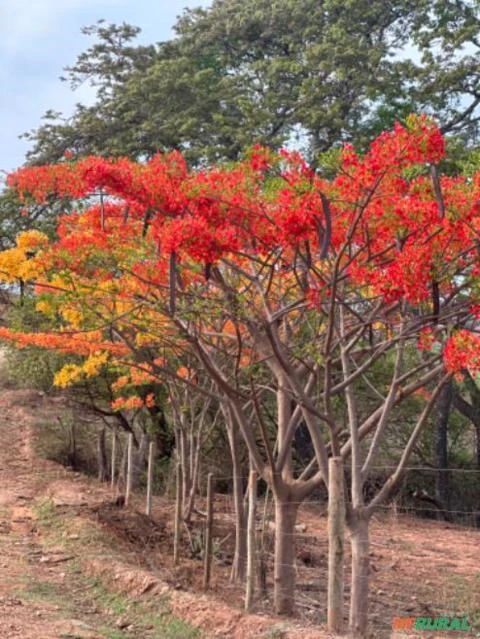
0, 390, 120, 638
0, 389, 328, 639
0, 385, 477, 639
0, 389, 192, 639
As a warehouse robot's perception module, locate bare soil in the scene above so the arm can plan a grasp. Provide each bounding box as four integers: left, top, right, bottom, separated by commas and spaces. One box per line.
0, 385, 478, 639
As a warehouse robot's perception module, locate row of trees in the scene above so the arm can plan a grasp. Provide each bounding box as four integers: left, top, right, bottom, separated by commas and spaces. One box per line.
0, 117, 479, 636
0, 1, 478, 635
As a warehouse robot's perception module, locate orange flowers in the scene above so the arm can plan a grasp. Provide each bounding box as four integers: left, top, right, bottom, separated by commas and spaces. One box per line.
111, 396, 145, 411
111, 393, 156, 411
2, 115, 480, 387
0, 327, 128, 357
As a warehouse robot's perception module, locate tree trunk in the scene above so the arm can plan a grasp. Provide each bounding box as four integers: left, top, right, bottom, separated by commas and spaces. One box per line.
146, 441, 155, 516
97, 426, 108, 482
203, 472, 214, 590
173, 461, 182, 565
117, 436, 128, 489
327, 457, 345, 633
435, 380, 452, 517
125, 433, 133, 506
111, 428, 117, 489
349, 516, 370, 638
452, 383, 480, 469
179, 429, 191, 510
245, 470, 257, 611
148, 405, 173, 458
228, 424, 247, 582
476, 423, 480, 470
273, 497, 298, 615
67, 420, 76, 468
184, 430, 201, 522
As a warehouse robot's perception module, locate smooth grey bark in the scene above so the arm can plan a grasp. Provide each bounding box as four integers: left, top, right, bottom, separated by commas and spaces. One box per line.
226, 416, 247, 583
435, 380, 453, 517
348, 515, 369, 638
273, 497, 298, 615
327, 457, 345, 633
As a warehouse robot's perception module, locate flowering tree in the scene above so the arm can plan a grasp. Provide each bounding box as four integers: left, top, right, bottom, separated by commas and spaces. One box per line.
2, 116, 480, 636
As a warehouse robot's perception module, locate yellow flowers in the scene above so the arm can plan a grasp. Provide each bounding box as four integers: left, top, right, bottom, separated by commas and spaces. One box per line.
135, 332, 154, 347
0, 248, 25, 282
37, 302, 85, 331
16, 230, 49, 251
54, 364, 83, 388
82, 351, 109, 377
53, 351, 109, 388
0, 230, 49, 283
50, 274, 70, 291
62, 307, 83, 329
35, 300, 52, 314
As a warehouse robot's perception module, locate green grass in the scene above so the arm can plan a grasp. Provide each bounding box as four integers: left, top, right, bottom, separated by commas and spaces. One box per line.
33, 497, 59, 528
443, 573, 480, 634
17, 577, 72, 609
85, 577, 201, 638
29, 499, 202, 639
154, 617, 201, 638
17, 569, 202, 638
82, 577, 130, 616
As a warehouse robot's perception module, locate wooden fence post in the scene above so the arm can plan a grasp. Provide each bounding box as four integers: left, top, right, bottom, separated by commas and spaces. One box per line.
173, 461, 183, 565
125, 433, 133, 506
146, 441, 155, 516
203, 472, 214, 590
327, 456, 345, 633
245, 470, 257, 611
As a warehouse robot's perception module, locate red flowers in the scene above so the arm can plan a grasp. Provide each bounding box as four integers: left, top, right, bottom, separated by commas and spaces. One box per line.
444, 331, 480, 376
3, 115, 480, 381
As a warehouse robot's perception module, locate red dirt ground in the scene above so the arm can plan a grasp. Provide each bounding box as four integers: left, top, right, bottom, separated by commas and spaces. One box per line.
0, 384, 478, 638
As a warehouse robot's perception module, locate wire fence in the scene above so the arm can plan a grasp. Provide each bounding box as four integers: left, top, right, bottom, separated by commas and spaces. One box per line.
157, 453, 478, 633
6, 431, 478, 638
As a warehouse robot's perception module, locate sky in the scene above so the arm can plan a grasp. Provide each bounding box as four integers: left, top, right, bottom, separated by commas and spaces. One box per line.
0, 0, 211, 173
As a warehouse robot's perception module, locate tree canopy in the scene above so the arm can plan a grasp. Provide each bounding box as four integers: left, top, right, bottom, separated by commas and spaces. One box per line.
22, 0, 480, 166
1, 2, 480, 635
2, 118, 480, 630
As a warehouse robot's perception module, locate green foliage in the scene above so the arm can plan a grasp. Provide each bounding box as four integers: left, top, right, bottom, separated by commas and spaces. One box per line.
33, 415, 99, 474
3, 298, 76, 391
5, 346, 61, 392
0, 178, 75, 254
21, 1, 480, 167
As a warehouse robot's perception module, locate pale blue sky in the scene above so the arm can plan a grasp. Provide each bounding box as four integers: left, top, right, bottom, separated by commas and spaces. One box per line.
0, 0, 210, 172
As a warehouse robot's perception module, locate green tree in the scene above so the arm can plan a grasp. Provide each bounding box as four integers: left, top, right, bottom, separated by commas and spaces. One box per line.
22, 0, 480, 166
0, 184, 59, 250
